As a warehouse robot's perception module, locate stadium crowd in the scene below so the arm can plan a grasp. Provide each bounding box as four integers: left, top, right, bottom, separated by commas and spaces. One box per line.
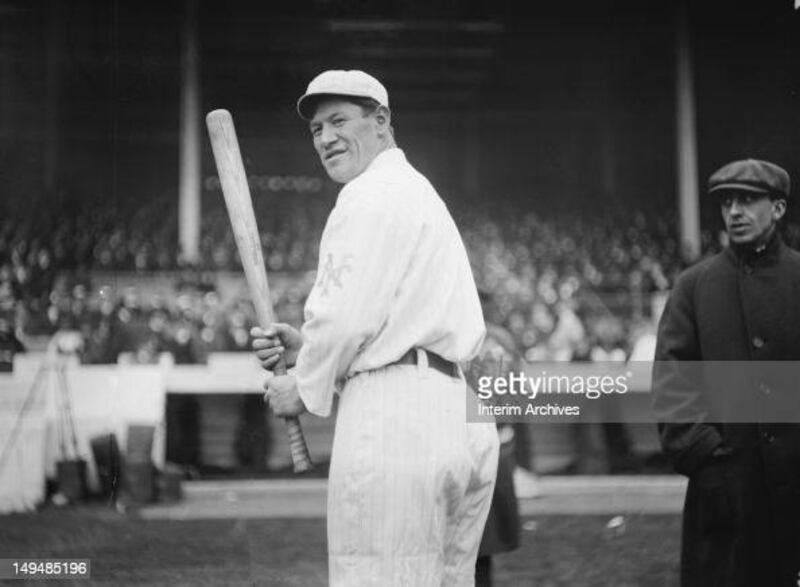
1, 194, 798, 365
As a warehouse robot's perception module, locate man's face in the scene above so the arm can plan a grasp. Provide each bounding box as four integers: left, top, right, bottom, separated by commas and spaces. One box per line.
309, 99, 384, 184
719, 191, 785, 246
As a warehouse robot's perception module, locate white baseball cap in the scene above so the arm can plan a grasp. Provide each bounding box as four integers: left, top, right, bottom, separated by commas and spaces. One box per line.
296, 70, 389, 120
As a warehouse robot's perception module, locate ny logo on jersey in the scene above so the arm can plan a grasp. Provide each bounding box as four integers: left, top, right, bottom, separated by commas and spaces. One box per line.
316, 253, 353, 297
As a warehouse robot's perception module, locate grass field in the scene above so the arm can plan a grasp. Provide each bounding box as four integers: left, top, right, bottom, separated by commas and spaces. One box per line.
0, 505, 680, 586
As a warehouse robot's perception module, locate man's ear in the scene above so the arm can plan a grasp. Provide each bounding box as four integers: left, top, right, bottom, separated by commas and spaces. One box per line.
374, 105, 391, 133
772, 198, 787, 221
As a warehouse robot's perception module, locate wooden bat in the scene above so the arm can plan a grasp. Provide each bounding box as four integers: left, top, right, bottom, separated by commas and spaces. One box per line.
205, 108, 313, 473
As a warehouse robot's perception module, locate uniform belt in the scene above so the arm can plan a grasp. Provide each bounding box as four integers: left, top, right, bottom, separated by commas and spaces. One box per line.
392, 349, 460, 378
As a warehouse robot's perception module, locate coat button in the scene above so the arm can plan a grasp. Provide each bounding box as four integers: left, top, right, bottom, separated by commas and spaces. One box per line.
752, 337, 765, 349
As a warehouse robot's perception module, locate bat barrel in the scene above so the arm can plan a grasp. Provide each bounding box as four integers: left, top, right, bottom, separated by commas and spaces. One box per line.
206, 107, 314, 474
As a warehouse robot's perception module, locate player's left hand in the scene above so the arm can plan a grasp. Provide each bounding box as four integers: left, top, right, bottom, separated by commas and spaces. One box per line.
264, 374, 307, 417
251, 324, 303, 371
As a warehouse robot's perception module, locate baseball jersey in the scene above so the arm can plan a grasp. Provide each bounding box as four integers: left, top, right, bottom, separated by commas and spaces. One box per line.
294, 148, 485, 417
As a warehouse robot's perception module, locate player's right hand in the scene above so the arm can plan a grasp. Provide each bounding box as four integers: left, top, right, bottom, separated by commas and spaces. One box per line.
251, 323, 303, 371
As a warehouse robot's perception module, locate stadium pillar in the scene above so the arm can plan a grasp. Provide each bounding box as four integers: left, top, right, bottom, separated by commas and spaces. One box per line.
43, 0, 62, 195
675, 1, 701, 262
178, 0, 201, 265
0, 18, 9, 139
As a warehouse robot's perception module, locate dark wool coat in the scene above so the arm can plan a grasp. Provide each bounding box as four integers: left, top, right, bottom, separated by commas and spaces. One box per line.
653, 234, 800, 587
468, 323, 521, 558
478, 434, 520, 557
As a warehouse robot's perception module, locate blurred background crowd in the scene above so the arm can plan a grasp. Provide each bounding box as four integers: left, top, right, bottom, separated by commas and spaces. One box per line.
4, 193, 799, 369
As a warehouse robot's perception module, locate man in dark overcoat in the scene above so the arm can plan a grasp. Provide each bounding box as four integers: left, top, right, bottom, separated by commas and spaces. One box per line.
652, 159, 800, 587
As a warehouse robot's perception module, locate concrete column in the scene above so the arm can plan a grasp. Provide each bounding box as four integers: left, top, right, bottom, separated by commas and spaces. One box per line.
178, 0, 201, 265
675, 1, 701, 262
44, 0, 61, 194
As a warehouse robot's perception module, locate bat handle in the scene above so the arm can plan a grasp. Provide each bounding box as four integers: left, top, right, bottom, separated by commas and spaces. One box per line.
274, 358, 314, 473
285, 417, 313, 473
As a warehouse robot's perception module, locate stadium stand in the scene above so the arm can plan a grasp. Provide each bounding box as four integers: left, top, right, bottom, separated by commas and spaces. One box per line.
2, 195, 799, 364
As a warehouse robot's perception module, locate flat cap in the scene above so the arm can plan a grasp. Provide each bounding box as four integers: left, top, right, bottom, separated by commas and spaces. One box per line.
296, 70, 389, 120
708, 159, 790, 199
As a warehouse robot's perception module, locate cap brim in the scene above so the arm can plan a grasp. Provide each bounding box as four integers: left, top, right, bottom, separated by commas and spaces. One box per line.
296, 92, 370, 120
296, 94, 323, 120
708, 182, 771, 195
297, 92, 388, 120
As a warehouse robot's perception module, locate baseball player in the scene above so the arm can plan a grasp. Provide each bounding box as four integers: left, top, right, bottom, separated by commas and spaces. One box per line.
252, 70, 499, 586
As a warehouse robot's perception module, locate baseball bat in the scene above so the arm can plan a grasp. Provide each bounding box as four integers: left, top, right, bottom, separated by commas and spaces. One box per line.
205, 108, 313, 473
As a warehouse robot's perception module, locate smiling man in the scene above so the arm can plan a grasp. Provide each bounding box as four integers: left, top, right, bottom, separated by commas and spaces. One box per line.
652, 159, 800, 586
252, 70, 499, 586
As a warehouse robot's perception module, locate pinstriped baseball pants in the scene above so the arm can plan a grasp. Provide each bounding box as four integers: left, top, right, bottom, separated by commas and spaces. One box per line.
327, 362, 499, 587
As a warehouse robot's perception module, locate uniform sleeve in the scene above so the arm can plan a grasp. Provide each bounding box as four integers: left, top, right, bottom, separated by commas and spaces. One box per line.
651, 274, 723, 476
294, 185, 418, 417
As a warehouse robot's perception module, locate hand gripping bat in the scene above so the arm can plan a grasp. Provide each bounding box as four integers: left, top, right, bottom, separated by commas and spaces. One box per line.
206, 108, 313, 473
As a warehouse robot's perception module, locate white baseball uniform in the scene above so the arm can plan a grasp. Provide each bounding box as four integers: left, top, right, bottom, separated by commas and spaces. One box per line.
294, 148, 499, 586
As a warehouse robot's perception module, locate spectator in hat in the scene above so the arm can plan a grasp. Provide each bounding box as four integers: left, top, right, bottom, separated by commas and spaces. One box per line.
652, 159, 800, 586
